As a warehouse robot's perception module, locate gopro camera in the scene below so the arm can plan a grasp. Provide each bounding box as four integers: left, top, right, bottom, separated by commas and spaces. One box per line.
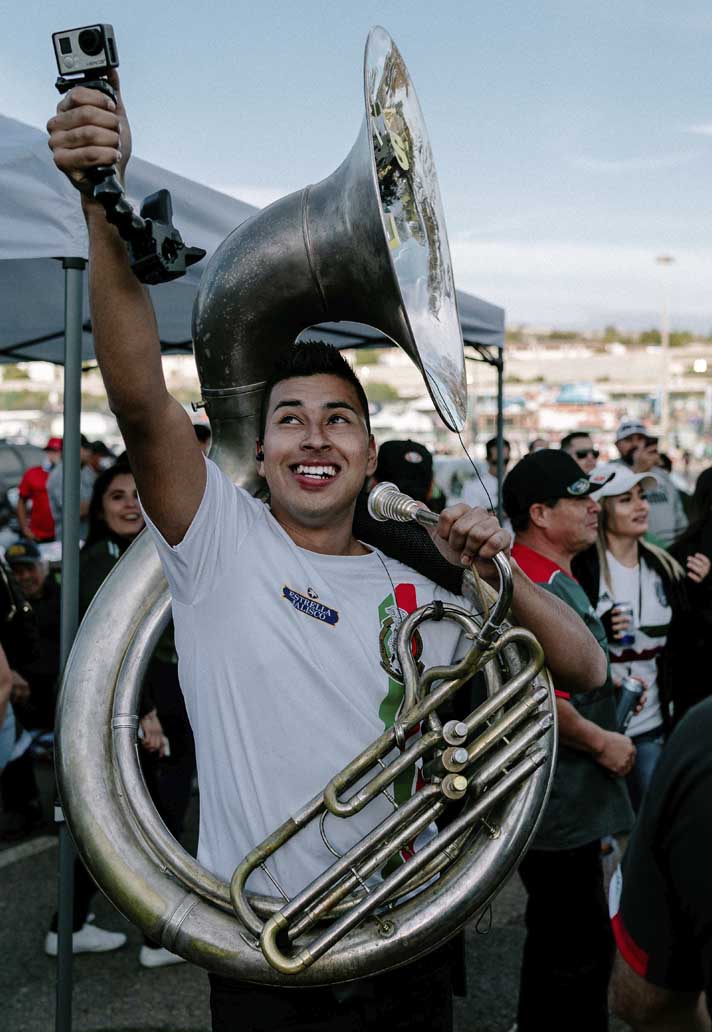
53, 24, 118, 82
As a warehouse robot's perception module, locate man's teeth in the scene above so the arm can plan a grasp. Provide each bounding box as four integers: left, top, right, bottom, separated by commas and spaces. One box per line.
295, 464, 337, 479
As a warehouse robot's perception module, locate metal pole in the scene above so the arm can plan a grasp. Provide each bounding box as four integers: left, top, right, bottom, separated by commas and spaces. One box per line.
496, 351, 504, 523
656, 254, 674, 445
55, 256, 86, 1032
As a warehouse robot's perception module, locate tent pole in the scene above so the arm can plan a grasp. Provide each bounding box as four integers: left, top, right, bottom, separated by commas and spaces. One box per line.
55, 256, 85, 1032
496, 350, 504, 523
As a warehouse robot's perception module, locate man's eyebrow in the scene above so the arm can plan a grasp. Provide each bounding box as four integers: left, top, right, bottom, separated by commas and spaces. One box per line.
272, 399, 360, 415
273, 399, 303, 412
324, 400, 359, 415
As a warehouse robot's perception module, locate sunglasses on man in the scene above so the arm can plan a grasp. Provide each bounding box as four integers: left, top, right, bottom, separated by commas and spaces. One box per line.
575, 448, 599, 459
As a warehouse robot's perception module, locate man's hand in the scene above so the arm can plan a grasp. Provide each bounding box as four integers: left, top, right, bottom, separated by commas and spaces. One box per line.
47, 69, 131, 198
609, 605, 633, 640
139, 709, 166, 757
594, 731, 636, 776
687, 552, 711, 584
426, 503, 511, 583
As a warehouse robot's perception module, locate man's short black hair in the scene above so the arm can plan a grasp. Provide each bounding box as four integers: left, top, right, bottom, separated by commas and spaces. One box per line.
510, 499, 559, 533
560, 431, 591, 451
258, 340, 371, 441
486, 436, 511, 456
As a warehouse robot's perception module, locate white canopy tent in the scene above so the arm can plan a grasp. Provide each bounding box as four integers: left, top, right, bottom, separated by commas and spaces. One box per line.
0, 115, 504, 361
0, 114, 258, 362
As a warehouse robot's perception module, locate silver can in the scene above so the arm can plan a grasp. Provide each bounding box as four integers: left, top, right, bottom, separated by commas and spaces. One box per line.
616, 675, 644, 731
613, 602, 635, 647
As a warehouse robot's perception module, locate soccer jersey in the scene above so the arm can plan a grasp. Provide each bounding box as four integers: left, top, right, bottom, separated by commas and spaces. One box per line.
142, 458, 478, 895
609, 698, 712, 995
511, 542, 633, 849
594, 552, 671, 736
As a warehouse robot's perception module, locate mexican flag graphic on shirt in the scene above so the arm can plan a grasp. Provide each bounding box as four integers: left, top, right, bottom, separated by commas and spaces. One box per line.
377, 582, 426, 873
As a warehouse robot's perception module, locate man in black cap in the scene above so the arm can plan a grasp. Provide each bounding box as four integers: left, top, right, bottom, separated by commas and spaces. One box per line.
503, 450, 636, 1032
86, 440, 116, 474
372, 439, 445, 512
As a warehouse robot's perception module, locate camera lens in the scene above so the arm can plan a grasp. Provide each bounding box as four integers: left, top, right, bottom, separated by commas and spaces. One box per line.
77, 28, 104, 57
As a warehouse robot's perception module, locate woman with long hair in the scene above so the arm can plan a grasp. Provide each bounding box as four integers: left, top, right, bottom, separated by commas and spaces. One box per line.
47, 461, 192, 966
574, 464, 710, 810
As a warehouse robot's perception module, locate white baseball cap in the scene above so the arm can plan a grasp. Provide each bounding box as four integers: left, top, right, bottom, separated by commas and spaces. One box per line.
589, 463, 658, 501
615, 418, 647, 443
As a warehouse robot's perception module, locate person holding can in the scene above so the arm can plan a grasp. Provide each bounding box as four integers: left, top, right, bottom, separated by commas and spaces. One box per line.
574, 463, 710, 810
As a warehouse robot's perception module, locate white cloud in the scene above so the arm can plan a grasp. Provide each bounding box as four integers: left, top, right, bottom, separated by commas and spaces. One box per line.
450, 237, 712, 330
566, 152, 697, 173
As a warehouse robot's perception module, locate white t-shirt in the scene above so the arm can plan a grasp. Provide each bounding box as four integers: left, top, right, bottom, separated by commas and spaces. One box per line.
142, 458, 477, 895
594, 552, 671, 736
460, 469, 512, 534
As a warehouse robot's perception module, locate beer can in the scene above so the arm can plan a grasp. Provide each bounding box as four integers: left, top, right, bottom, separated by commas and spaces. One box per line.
616, 675, 644, 731
613, 602, 635, 647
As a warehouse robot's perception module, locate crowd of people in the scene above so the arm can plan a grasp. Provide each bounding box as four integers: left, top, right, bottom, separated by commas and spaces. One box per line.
2, 408, 711, 1028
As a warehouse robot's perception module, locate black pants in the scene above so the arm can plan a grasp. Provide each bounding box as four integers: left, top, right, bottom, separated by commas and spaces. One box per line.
517, 841, 614, 1032
209, 946, 454, 1032
140, 657, 196, 842
0, 748, 40, 815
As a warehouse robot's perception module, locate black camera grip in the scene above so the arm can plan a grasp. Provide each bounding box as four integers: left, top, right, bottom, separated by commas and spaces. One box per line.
54, 71, 204, 284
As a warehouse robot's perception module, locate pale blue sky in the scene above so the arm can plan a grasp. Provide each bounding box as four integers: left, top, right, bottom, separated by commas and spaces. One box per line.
3, 0, 712, 330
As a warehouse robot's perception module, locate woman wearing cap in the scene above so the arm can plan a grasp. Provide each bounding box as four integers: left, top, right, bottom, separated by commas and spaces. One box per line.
574, 464, 710, 809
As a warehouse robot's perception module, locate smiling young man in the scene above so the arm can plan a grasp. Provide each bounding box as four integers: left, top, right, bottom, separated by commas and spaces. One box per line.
48, 76, 611, 1032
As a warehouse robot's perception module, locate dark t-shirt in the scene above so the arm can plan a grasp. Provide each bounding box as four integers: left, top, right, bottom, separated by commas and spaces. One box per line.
512, 543, 633, 850
14, 573, 61, 729
610, 697, 712, 995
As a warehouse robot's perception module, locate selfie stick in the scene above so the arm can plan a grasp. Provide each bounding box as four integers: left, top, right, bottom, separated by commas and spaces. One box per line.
55, 75, 206, 284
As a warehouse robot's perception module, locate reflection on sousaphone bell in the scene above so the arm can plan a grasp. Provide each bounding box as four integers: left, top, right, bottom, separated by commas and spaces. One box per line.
193, 25, 467, 485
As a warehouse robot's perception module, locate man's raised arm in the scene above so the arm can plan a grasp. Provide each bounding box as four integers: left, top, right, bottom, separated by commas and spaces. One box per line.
47, 72, 205, 545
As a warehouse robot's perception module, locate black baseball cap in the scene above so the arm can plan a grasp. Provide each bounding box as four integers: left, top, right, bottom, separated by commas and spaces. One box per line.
5, 539, 42, 566
375, 439, 433, 502
90, 440, 114, 457
503, 449, 613, 520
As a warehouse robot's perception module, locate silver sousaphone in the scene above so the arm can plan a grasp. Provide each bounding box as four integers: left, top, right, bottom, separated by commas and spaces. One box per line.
56, 26, 557, 985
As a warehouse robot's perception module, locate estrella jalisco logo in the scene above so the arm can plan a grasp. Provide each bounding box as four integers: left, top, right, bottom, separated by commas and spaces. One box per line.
281, 586, 339, 625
